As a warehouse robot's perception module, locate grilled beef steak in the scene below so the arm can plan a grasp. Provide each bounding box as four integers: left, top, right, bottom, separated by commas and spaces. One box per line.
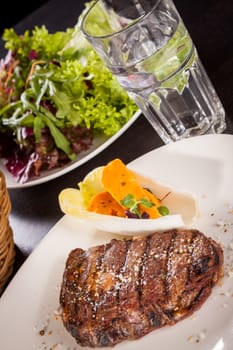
60, 228, 224, 348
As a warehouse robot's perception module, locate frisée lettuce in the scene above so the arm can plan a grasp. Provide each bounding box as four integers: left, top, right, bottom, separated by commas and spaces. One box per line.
0, 10, 138, 183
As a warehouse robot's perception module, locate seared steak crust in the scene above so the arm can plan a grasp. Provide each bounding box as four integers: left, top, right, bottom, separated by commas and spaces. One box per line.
60, 229, 224, 347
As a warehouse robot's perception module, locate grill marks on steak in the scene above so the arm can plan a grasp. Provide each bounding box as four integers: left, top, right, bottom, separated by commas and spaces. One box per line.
60, 229, 224, 347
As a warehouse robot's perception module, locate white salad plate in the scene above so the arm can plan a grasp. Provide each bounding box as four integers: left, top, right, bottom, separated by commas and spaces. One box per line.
0, 133, 233, 350
0, 110, 141, 189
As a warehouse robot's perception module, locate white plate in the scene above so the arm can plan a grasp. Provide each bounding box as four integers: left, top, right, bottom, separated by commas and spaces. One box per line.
0, 110, 141, 189
0, 134, 233, 350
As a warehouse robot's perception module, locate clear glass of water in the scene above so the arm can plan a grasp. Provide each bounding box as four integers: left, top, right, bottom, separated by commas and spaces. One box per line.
81, 0, 226, 143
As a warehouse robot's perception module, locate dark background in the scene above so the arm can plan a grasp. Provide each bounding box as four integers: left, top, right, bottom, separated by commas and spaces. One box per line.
0, 1, 49, 34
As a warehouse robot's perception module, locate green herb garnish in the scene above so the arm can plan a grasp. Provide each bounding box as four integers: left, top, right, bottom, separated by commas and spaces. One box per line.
120, 193, 155, 218
158, 206, 170, 216
120, 193, 170, 218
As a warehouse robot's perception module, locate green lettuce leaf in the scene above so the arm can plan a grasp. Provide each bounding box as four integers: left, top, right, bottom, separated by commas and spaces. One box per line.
0, 9, 138, 156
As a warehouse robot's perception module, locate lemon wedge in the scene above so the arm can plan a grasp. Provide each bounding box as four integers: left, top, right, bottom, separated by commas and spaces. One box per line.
59, 166, 105, 217
58, 188, 85, 217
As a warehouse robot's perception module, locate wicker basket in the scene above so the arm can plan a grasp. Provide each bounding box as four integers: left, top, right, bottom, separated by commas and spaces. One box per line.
0, 171, 15, 293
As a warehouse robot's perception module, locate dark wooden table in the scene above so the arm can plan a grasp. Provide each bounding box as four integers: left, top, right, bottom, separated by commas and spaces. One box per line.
1, 0, 233, 292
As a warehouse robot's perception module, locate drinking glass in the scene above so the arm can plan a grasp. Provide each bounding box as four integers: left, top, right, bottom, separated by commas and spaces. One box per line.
81, 0, 226, 143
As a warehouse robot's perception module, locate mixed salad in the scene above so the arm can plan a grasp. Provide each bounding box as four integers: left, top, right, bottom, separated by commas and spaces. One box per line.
0, 7, 137, 184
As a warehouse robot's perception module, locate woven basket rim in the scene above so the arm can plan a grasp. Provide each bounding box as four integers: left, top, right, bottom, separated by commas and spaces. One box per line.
0, 172, 15, 293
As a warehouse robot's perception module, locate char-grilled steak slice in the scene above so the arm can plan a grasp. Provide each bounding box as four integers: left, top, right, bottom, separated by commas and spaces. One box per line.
60, 229, 224, 348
